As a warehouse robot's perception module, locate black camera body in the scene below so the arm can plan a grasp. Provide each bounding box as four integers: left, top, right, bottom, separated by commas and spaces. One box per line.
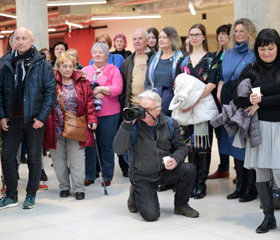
123, 105, 146, 121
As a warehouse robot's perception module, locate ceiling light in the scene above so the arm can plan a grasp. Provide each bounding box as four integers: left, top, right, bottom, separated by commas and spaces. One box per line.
47, 0, 106, 6
48, 28, 56, 32
1, 30, 15, 34
91, 14, 161, 21
65, 20, 83, 28
0, 13, 17, 19
0, 35, 4, 38
188, 1, 196, 15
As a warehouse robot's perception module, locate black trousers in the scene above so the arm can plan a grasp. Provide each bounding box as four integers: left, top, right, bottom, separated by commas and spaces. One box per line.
1, 118, 45, 200
132, 162, 195, 221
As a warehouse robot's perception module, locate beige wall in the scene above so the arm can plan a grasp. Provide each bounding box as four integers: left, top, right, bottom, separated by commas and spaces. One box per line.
93, 4, 234, 53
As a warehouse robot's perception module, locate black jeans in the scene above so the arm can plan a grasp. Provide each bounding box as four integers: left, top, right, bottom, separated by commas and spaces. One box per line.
1, 118, 45, 200
132, 162, 195, 221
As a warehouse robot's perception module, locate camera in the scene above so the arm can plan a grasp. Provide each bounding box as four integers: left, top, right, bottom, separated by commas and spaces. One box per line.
123, 105, 146, 121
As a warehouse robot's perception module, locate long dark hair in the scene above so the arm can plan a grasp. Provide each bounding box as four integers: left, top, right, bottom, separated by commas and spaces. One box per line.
188, 23, 208, 55
251, 28, 280, 85
147, 27, 159, 50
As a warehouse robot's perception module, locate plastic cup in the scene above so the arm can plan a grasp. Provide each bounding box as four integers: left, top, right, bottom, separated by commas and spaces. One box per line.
162, 156, 170, 168
251, 87, 261, 97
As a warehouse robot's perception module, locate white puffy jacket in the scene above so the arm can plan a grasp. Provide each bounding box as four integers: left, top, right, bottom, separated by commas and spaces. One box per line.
169, 73, 218, 126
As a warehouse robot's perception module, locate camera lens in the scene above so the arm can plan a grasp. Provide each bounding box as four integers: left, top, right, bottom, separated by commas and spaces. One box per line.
123, 108, 138, 121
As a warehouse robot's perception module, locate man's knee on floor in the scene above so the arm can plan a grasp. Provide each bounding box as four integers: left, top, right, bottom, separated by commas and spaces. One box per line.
140, 210, 160, 222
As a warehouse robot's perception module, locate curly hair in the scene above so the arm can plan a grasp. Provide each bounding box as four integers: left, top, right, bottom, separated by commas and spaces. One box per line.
230, 18, 257, 51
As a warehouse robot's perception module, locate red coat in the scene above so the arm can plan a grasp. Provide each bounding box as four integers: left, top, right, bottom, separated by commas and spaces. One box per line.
43, 70, 98, 149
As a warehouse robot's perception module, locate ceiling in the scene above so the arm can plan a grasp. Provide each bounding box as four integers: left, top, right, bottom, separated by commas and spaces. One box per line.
0, 0, 233, 34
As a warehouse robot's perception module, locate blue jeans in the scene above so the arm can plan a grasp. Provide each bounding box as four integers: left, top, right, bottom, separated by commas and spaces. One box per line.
1, 119, 45, 200
85, 113, 120, 181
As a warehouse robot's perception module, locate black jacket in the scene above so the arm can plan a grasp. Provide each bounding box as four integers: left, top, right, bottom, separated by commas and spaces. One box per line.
0, 46, 56, 124
113, 112, 188, 182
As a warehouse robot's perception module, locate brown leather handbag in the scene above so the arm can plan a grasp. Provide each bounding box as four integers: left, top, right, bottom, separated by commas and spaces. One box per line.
58, 85, 87, 142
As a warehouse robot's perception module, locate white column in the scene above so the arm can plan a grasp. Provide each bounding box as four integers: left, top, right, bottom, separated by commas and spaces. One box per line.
234, 0, 280, 32
16, 0, 49, 50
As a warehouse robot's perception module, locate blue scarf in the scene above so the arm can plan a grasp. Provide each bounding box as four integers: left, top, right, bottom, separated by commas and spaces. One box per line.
148, 49, 183, 88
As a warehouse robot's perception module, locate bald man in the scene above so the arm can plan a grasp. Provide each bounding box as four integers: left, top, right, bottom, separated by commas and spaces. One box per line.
0, 27, 56, 210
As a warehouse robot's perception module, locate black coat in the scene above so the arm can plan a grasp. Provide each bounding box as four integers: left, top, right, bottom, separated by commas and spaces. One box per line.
0, 46, 56, 124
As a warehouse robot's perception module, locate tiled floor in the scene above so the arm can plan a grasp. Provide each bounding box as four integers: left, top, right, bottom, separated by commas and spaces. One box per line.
1, 140, 280, 240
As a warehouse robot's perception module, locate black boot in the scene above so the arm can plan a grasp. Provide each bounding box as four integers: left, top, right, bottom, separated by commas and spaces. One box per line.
256, 182, 277, 233
195, 153, 211, 199
227, 158, 245, 199
188, 151, 198, 198
239, 169, 257, 202
273, 188, 280, 210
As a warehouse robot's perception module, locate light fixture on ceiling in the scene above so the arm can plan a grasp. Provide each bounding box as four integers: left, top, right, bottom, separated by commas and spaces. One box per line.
47, 0, 106, 6
65, 20, 83, 28
0, 35, 4, 38
0, 12, 17, 19
91, 14, 161, 21
48, 28, 56, 32
202, 13, 206, 21
1, 30, 14, 34
188, 1, 196, 15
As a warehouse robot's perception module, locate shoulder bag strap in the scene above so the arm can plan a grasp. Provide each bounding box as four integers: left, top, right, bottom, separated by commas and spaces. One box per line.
57, 84, 65, 111
229, 54, 246, 81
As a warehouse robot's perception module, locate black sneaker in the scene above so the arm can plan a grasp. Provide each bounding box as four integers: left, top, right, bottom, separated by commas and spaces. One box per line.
41, 169, 48, 181
174, 204, 199, 218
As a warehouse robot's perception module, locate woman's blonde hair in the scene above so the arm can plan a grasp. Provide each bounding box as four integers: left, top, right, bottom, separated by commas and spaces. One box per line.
56, 52, 77, 68
230, 18, 257, 51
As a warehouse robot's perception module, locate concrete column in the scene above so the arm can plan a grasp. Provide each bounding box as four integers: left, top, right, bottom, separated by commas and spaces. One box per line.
234, 0, 280, 32
16, 0, 49, 50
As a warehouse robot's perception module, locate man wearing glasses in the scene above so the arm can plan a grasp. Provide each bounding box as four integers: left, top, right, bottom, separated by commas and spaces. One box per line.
113, 90, 199, 221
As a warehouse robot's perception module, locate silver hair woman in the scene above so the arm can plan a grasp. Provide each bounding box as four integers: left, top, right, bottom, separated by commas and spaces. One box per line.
82, 41, 123, 187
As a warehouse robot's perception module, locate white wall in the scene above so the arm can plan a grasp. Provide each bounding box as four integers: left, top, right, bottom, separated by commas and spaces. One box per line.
93, 5, 234, 53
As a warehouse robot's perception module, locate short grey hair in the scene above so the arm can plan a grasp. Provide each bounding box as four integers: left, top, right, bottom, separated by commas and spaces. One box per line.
91, 42, 110, 56
133, 28, 149, 40
138, 90, 162, 107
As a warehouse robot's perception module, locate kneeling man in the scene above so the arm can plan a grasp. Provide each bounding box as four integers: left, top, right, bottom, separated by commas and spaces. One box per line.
113, 90, 199, 221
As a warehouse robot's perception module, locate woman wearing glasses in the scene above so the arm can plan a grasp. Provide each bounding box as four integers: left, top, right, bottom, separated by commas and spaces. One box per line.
218, 18, 258, 203
82, 43, 123, 187
175, 23, 218, 199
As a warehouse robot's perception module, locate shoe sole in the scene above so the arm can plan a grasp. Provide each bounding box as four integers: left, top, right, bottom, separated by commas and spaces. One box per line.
174, 210, 199, 218
23, 204, 35, 209
0, 202, 19, 210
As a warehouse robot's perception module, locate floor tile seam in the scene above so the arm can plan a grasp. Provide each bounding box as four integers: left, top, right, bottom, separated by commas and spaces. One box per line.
114, 225, 181, 240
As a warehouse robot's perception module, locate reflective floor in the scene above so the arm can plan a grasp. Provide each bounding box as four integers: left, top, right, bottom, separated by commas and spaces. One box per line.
1, 139, 280, 240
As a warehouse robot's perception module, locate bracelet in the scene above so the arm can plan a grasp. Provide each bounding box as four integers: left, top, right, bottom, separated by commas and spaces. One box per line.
101, 86, 104, 93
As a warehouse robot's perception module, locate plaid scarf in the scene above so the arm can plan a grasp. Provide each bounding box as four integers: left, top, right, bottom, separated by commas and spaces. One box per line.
12, 46, 34, 112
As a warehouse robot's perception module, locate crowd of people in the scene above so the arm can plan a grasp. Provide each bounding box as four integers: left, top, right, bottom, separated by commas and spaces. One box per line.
0, 18, 280, 234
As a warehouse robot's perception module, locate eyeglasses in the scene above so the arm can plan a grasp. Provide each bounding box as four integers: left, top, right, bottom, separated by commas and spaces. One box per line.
61, 64, 74, 69
234, 30, 245, 35
144, 106, 160, 112
189, 34, 203, 39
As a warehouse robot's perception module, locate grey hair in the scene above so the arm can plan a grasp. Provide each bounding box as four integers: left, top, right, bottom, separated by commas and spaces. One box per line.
91, 42, 110, 56
133, 28, 149, 40
138, 90, 162, 107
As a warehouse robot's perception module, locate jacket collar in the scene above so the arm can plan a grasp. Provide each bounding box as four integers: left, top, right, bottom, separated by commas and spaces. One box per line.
56, 69, 85, 84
